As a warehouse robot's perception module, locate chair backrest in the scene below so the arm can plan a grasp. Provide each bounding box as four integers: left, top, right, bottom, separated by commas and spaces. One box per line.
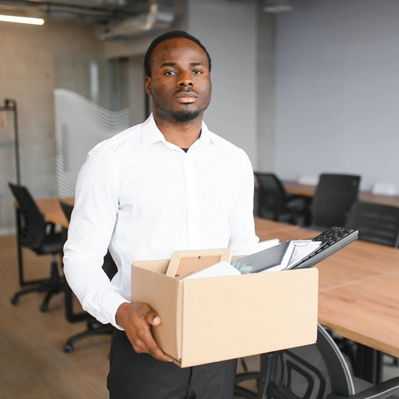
8, 182, 46, 249
254, 172, 288, 219
311, 174, 361, 228
59, 201, 73, 222
256, 323, 355, 399
345, 201, 399, 247
60, 201, 117, 280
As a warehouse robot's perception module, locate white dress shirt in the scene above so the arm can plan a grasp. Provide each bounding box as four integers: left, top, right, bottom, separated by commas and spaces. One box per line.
63, 114, 259, 328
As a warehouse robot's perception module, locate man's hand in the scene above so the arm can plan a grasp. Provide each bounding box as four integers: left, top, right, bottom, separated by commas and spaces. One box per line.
116, 302, 170, 362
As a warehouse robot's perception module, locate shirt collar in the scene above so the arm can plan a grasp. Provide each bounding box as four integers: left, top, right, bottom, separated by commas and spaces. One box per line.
141, 113, 216, 148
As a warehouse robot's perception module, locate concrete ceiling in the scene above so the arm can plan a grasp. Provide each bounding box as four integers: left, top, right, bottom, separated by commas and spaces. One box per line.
0, 0, 176, 39
0, 0, 150, 23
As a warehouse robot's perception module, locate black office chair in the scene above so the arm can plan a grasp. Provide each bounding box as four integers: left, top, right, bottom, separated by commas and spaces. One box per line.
8, 182, 65, 312
254, 172, 310, 225
345, 201, 399, 247
234, 323, 399, 399
311, 173, 361, 230
60, 201, 116, 353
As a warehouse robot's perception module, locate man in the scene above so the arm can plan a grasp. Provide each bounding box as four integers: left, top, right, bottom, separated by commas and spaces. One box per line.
63, 30, 258, 399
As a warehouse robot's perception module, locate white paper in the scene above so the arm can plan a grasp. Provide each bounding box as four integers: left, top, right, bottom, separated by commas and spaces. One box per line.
181, 261, 241, 281
288, 240, 321, 269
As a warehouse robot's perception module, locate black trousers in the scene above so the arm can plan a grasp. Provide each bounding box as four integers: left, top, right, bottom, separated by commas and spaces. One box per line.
107, 329, 237, 399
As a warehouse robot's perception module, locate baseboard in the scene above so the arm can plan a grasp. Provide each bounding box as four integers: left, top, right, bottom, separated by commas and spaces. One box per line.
0, 227, 16, 236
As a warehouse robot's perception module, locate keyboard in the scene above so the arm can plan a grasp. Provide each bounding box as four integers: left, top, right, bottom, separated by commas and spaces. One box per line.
292, 226, 358, 270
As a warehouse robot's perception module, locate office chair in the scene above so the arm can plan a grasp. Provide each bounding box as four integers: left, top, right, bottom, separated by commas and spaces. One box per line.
311, 173, 361, 230
345, 201, 399, 248
8, 182, 65, 312
60, 201, 116, 353
234, 323, 399, 399
254, 172, 310, 225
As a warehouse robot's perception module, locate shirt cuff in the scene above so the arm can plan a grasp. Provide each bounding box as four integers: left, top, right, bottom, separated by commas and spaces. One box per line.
84, 291, 129, 331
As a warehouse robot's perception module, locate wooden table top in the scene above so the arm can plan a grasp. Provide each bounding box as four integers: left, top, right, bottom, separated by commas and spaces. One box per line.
255, 217, 399, 358
37, 197, 74, 228
35, 197, 399, 358
283, 180, 399, 207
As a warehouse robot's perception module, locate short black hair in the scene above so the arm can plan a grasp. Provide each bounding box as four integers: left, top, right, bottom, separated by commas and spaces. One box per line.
144, 30, 212, 77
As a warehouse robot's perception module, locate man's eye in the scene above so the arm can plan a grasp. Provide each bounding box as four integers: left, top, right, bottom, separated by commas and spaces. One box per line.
192, 70, 202, 75
165, 70, 176, 76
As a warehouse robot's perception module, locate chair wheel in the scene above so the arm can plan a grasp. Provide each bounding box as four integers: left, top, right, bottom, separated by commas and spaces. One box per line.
63, 344, 73, 353
10, 296, 19, 305
39, 304, 48, 312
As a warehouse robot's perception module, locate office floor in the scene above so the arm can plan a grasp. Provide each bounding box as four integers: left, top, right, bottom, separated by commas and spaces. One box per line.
0, 235, 398, 399
0, 235, 110, 399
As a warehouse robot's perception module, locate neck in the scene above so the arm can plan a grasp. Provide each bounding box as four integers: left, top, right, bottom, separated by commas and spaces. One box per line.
153, 113, 203, 148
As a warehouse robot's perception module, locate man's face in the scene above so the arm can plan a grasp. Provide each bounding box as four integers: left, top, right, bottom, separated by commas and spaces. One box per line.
146, 37, 212, 123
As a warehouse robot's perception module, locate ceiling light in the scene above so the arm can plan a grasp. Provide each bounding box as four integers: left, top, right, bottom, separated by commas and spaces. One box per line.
0, 15, 44, 25
263, 0, 293, 13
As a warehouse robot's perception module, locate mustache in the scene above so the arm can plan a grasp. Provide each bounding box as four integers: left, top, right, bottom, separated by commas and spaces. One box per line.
174, 88, 198, 95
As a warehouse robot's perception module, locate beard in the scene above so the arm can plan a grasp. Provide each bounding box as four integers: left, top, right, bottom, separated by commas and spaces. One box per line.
152, 97, 210, 123
167, 108, 203, 122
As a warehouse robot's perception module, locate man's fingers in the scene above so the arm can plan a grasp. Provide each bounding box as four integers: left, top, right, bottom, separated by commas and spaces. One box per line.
144, 308, 161, 326
122, 302, 170, 361
133, 332, 170, 362
132, 308, 169, 361
149, 347, 171, 362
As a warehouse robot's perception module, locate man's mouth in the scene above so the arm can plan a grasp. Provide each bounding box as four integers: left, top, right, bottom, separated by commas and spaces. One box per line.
175, 91, 198, 104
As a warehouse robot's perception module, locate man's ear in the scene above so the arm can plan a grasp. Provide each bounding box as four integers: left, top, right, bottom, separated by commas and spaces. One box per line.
145, 76, 152, 95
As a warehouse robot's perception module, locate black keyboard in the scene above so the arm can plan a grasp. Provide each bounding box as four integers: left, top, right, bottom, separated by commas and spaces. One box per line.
292, 226, 358, 269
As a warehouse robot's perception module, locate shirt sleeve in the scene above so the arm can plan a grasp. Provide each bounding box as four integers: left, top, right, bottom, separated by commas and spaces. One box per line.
63, 147, 127, 328
228, 150, 259, 254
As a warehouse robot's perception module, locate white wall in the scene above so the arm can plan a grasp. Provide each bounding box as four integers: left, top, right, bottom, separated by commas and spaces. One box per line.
189, 0, 258, 166
275, 0, 399, 190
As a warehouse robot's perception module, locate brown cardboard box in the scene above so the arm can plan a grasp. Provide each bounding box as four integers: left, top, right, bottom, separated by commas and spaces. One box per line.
131, 259, 318, 368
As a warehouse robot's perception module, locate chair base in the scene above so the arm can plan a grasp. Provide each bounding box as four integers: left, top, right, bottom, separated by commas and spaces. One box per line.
63, 320, 114, 353
10, 278, 66, 312
10, 255, 65, 312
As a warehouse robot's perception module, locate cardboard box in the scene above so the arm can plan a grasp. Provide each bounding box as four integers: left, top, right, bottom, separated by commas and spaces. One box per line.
131, 259, 318, 368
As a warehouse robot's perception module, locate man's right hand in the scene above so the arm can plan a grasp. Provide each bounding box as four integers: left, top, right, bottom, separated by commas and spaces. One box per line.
116, 302, 171, 362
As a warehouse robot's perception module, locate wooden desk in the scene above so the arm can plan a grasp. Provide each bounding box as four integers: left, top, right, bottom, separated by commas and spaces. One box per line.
255, 217, 399, 360
36, 197, 74, 228
255, 217, 399, 383
283, 180, 399, 207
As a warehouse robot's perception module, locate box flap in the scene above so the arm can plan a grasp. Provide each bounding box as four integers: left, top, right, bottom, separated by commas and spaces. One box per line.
167, 248, 232, 279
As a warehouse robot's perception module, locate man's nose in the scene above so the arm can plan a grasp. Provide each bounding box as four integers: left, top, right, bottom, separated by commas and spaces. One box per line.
178, 70, 193, 86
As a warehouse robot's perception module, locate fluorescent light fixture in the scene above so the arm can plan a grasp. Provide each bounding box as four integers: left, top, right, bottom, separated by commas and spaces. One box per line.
263, 0, 293, 13
0, 15, 44, 25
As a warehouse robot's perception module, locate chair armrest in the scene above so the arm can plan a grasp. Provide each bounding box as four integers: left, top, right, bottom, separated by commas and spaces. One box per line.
235, 372, 259, 399
235, 371, 260, 384
45, 221, 57, 234
327, 377, 399, 399
286, 194, 311, 203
